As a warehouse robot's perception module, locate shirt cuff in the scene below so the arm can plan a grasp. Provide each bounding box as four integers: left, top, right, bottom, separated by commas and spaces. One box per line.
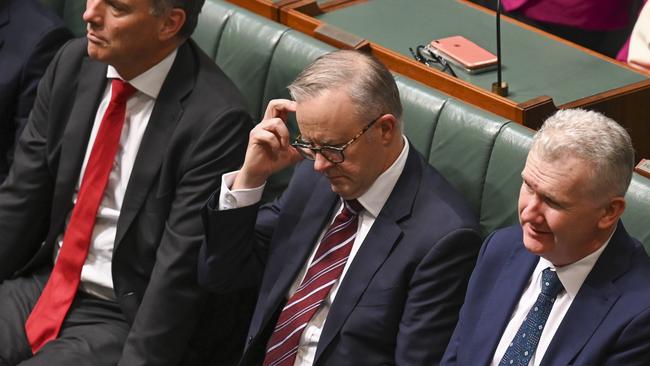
218, 171, 265, 210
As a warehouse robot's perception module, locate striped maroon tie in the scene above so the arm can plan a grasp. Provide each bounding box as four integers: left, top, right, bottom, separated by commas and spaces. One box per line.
263, 199, 363, 366
25, 79, 136, 353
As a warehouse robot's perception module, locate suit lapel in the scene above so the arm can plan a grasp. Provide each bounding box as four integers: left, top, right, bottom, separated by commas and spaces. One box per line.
467, 243, 538, 366
257, 177, 339, 334
114, 42, 194, 248
540, 224, 630, 366
314, 147, 421, 362
50, 57, 107, 237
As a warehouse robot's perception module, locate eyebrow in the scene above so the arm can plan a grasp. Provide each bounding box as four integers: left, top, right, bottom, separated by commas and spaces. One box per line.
298, 135, 346, 148
522, 175, 564, 207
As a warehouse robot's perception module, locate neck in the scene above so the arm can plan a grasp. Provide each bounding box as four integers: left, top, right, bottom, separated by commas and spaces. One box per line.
114, 41, 180, 80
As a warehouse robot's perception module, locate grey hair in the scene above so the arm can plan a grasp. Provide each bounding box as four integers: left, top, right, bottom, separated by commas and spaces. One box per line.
530, 108, 635, 198
288, 50, 403, 128
150, 0, 205, 39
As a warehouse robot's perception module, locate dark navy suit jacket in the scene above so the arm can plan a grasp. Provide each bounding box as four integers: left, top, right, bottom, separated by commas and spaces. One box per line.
442, 223, 650, 366
200, 147, 482, 365
0, 0, 72, 182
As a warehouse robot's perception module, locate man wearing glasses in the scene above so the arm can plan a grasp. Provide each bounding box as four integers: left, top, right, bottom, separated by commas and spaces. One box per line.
199, 50, 481, 365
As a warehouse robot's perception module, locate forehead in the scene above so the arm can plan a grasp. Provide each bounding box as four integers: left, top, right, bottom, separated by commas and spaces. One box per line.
110, 0, 156, 11
295, 90, 361, 142
523, 152, 592, 197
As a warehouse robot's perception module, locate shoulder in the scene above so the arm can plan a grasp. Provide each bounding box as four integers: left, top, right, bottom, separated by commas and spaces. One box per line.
4, 0, 69, 40
474, 225, 526, 268
607, 227, 650, 294
409, 150, 479, 233
43, 38, 91, 81
178, 40, 249, 116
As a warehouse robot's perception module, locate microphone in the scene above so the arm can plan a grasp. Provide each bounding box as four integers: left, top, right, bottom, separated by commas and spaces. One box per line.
491, 0, 509, 96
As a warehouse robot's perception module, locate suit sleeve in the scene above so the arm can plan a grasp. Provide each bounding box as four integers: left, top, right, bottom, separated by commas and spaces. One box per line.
0, 39, 72, 279
603, 306, 650, 366
13, 26, 73, 148
198, 164, 302, 293
395, 228, 482, 366
118, 108, 252, 366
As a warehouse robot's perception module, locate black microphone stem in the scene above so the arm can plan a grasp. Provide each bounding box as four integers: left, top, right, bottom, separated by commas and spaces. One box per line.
496, 0, 502, 87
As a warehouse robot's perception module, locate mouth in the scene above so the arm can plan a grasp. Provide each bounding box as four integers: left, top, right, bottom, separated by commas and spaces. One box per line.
326, 174, 346, 182
525, 223, 551, 237
87, 32, 108, 47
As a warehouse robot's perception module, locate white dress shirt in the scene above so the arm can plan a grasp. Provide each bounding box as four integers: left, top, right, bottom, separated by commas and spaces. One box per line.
55, 49, 178, 300
491, 234, 613, 366
219, 136, 409, 366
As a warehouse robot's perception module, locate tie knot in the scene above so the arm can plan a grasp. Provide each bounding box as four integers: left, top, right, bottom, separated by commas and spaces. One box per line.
110, 79, 136, 104
344, 199, 363, 215
541, 268, 563, 297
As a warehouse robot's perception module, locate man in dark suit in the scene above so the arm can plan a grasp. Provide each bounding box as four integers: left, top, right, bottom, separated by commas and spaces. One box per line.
0, 0, 251, 364
442, 109, 650, 366
0, 0, 72, 183
199, 50, 482, 365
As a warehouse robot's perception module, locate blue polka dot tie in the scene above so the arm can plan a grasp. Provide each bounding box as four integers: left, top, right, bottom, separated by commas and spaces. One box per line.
499, 267, 564, 366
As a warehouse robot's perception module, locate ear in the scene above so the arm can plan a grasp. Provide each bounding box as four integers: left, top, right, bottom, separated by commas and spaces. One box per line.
597, 196, 626, 229
377, 114, 399, 145
159, 8, 186, 41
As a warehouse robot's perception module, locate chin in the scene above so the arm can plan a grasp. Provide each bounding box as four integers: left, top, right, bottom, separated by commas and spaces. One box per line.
86, 46, 104, 61
523, 236, 553, 256
330, 185, 357, 200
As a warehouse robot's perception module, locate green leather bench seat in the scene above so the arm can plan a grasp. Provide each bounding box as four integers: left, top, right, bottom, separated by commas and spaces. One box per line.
40, 0, 650, 250
197, 0, 650, 248
38, 0, 86, 37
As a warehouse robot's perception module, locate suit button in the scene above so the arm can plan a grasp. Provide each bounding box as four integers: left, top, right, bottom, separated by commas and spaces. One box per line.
122, 291, 135, 297
225, 195, 236, 206
247, 336, 253, 344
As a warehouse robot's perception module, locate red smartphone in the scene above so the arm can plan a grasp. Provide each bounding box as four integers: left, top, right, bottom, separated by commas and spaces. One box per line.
429, 35, 497, 73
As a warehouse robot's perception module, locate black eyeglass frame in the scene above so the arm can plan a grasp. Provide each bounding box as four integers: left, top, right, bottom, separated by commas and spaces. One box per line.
290, 114, 384, 164
409, 45, 457, 77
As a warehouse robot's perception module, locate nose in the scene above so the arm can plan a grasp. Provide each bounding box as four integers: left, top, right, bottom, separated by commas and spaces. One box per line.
313, 152, 334, 173
83, 0, 103, 25
519, 193, 544, 225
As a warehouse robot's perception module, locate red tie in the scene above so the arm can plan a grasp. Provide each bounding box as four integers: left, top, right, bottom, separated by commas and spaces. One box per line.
25, 79, 136, 353
263, 200, 363, 366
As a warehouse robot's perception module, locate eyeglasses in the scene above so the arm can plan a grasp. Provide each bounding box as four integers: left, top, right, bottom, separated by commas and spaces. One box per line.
290, 114, 383, 164
409, 45, 457, 77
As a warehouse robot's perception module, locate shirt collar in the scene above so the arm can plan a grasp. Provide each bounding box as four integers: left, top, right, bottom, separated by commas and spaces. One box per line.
535, 228, 615, 299
106, 48, 178, 99
356, 136, 409, 218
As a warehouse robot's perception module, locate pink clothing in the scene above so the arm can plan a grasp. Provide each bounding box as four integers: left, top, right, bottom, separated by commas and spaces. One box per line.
503, 0, 634, 31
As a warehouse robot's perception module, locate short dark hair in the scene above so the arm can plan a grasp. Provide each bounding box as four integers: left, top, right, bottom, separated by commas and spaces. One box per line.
150, 0, 205, 39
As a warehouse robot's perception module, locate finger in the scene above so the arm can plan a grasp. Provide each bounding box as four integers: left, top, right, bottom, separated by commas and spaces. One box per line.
259, 117, 292, 148
263, 99, 297, 121
250, 127, 283, 152
287, 145, 304, 164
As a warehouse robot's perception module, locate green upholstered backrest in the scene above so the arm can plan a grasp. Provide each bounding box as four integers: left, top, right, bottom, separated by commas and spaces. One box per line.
480, 122, 531, 235
429, 100, 509, 216
262, 30, 335, 115
394, 76, 446, 158
214, 12, 289, 120
38, 0, 86, 37
623, 175, 650, 248
193, 0, 235, 60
